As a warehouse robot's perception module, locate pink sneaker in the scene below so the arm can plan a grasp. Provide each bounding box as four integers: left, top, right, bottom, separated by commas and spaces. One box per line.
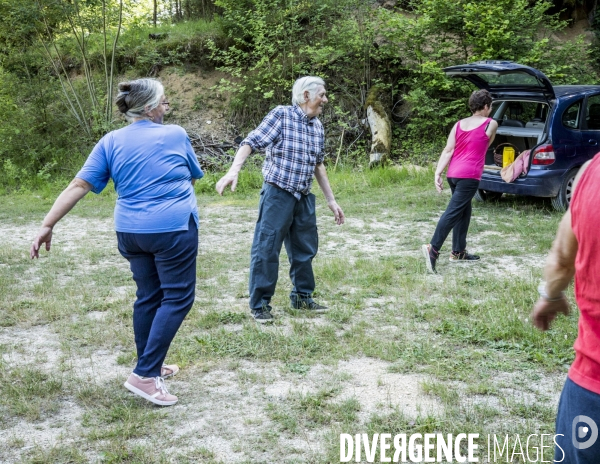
161, 364, 179, 379
124, 373, 178, 406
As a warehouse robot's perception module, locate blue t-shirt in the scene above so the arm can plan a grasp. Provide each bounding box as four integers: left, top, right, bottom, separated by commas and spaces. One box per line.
76, 120, 204, 233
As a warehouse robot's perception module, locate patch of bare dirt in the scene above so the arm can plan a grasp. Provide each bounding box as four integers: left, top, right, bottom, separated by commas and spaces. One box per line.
0, 325, 61, 370
550, 19, 595, 44
160, 68, 238, 143
335, 358, 441, 422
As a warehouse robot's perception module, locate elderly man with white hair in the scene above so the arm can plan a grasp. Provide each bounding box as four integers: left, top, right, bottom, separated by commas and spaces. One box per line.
216, 76, 344, 323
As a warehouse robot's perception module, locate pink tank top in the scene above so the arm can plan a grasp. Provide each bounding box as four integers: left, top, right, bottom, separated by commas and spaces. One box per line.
568, 153, 600, 395
446, 118, 491, 180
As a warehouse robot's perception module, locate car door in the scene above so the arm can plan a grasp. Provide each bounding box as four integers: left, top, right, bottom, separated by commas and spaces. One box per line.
552, 98, 583, 166
579, 94, 600, 161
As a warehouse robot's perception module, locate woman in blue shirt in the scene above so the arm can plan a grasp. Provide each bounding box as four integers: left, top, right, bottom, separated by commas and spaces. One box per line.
30, 78, 203, 406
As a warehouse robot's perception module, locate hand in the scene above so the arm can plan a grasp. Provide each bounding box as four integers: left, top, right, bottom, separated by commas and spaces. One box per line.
434, 173, 444, 193
328, 201, 345, 225
30, 226, 53, 259
216, 172, 239, 196
531, 296, 570, 331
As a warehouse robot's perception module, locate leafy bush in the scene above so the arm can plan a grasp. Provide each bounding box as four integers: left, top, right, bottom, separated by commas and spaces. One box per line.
375, 0, 597, 158
109, 19, 226, 74
210, 0, 598, 166
1, 0, 599, 187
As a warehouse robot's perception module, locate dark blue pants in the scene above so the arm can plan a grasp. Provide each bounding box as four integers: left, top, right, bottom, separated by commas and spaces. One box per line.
249, 183, 318, 311
554, 377, 600, 463
117, 215, 198, 377
430, 177, 480, 253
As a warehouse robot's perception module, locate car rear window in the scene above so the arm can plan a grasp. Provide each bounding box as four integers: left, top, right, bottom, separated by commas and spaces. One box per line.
475, 72, 546, 88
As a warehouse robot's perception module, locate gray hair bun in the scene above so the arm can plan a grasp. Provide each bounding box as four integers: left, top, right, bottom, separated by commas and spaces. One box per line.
114, 79, 164, 120
116, 83, 133, 114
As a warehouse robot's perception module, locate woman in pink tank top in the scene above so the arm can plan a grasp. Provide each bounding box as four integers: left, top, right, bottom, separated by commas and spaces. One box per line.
421, 89, 498, 274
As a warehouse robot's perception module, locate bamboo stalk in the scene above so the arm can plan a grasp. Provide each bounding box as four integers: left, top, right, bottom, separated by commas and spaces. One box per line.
102, 0, 110, 122
334, 129, 345, 172
38, 8, 91, 136
107, 0, 124, 124
66, 13, 98, 112
38, 37, 87, 133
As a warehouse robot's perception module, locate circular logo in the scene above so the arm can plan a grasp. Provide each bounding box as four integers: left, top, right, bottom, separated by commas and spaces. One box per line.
571, 415, 599, 450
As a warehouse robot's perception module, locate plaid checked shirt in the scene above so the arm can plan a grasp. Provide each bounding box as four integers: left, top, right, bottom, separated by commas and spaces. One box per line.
240, 105, 324, 200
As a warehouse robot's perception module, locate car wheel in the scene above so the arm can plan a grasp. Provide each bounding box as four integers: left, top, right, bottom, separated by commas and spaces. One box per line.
474, 189, 503, 202
551, 168, 578, 212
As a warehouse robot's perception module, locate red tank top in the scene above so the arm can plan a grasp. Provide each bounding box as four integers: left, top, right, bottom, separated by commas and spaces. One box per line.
568, 153, 600, 395
446, 118, 491, 180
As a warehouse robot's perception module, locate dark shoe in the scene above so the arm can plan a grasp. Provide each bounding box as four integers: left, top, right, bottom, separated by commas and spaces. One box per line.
450, 250, 480, 262
251, 307, 274, 323
421, 244, 437, 274
291, 300, 328, 312
290, 293, 328, 312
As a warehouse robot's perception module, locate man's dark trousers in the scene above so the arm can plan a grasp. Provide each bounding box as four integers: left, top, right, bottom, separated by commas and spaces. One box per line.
249, 182, 318, 310
554, 377, 600, 463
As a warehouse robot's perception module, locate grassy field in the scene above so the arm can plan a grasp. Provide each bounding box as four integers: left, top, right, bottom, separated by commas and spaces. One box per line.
0, 167, 576, 463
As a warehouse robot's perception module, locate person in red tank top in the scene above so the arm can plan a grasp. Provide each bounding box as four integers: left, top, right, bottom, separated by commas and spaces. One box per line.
421, 90, 498, 274
532, 154, 600, 463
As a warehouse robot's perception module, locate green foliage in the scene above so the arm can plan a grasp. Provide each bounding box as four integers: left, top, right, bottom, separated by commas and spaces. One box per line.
103, 19, 225, 74
210, 0, 388, 132
0, 2, 224, 188
374, 0, 597, 153
0, 67, 91, 190
0, 0, 599, 186
208, 0, 598, 166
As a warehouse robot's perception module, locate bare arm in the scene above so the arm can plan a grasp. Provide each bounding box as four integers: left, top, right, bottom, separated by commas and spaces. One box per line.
486, 119, 498, 148
531, 211, 577, 330
314, 163, 344, 225
434, 123, 457, 192
531, 160, 591, 330
215, 144, 253, 195
30, 178, 93, 258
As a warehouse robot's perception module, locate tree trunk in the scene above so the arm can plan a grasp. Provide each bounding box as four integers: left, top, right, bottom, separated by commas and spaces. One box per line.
174, 0, 181, 21
153, 0, 157, 27
365, 85, 391, 168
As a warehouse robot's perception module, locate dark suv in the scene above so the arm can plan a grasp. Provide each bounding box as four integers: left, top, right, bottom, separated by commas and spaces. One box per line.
443, 61, 600, 210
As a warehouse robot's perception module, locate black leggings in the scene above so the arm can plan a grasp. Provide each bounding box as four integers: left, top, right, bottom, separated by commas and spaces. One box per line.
430, 177, 480, 253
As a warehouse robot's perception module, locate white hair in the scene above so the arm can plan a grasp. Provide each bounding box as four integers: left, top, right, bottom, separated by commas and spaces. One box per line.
291, 76, 325, 105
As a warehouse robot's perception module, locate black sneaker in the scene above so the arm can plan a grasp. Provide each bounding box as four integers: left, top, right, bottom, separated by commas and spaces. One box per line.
290, 294, 328, 312
251, 306, 274, 323
291, 300, 328, 312
421, 244, 437, 274
449, 250, 480, 262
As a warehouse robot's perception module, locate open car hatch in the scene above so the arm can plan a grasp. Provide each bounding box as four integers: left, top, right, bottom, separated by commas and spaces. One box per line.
443, 61, 555, 100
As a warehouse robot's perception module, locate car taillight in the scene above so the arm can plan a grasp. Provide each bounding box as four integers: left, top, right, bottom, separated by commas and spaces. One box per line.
532, 144, 555, 165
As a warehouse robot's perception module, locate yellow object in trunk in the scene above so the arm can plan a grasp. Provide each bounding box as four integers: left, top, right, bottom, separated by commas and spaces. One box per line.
503, 146, 515, 167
